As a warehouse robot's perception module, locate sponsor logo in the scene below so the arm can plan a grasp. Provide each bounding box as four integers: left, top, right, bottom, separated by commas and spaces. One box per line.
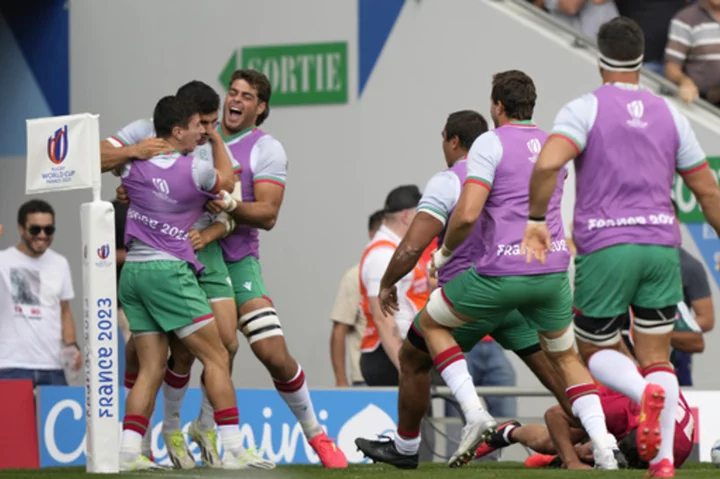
37, 387, 398, 467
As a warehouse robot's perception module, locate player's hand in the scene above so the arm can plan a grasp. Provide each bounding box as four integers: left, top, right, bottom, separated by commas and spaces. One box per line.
188, 229, 208, 251
131, 138, 172, 160
115, 185, 129, 205
0, 224, 3, 237
207, 128, 223, 144
379, 284, 400, 316
520, 221, 552, 265
429, 246, 453, 277
209, 190, 238, 213
679, 77, 699, 104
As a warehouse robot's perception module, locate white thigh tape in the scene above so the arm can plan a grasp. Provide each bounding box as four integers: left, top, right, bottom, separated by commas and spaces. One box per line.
239, 307, 283, 344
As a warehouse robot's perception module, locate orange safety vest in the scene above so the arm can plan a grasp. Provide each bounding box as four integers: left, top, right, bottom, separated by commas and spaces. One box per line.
359, 239, 430, 353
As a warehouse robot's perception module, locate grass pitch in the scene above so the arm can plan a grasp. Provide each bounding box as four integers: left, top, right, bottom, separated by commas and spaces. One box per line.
5, 461, 720, 479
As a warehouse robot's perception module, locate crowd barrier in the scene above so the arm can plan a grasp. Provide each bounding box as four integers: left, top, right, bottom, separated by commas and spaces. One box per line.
0, 380, 716, 468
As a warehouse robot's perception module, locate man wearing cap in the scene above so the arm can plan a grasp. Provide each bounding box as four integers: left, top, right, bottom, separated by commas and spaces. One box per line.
358, 185, 431, 386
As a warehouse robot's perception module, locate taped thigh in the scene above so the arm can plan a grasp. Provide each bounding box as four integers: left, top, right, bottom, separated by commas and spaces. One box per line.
239, 307, 283, 344
631, 305, 677, 335
573, 312, 626, 347
425, 289, 466, 329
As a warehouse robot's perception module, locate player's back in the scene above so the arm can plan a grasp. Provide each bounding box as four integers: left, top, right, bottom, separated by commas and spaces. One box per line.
122, 154, 213, 272
574, 85, 680, 254
472, 124, 568, 276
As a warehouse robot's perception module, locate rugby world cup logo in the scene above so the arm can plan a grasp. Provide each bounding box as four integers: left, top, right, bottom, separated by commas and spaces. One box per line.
47, 125, 69, 165
153, 177, 170, 195
626, 100, 648, 128
527, 138, 542, 163
97, 244, 110, 260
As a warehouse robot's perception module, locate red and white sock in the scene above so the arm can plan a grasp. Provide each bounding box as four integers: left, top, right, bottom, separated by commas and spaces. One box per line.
196, 372, 216, 431
567, 383, 611, 450
162, 366, 190, 433
123, 373, 152, 456
394, 428, 421, 455
644, 363, 679, 466
121, 414, 149, 459
215, 407, 243, 454
274, 365, 323, 439
588, 349, 647, 402
434, 346, 485, 423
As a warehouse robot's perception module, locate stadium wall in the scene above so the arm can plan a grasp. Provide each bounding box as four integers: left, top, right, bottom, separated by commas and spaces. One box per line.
0, 0, 703, 414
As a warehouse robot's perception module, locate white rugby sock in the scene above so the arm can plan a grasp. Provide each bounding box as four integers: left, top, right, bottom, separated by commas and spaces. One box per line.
588, 349, 646, 403
273, 365, 323, 439
435, 346, 487, 424
645, 364, 679, 466
567, 383, 611, 450
161, 366, 190, 433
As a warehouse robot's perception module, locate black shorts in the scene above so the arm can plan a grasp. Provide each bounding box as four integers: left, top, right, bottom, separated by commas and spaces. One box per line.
360, 348, 398, 386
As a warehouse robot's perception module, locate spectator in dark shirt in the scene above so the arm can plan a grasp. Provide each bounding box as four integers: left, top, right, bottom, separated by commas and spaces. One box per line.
614, 0, 692, 75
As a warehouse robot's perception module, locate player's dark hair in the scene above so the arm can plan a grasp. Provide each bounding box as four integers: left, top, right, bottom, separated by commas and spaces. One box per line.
445, 111, 489, 150
368, 210, 385, 233
18, 199, 54, 226
491, 70, 536, 121
229, 69, 272, 126
153, 95, 198, 138
176, 81, 220, 115
597, 17, 644, 63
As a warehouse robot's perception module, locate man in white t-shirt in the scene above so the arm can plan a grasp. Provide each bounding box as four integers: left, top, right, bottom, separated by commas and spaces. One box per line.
0, 200, 80, 386
329, 210, 384, 387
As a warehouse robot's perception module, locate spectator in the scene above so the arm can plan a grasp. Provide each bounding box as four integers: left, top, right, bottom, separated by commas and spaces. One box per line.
329, 210, 384, 387
665, 1, 720, 104
543, 0, 618, 40
0, 200, 81, 386
614, 1, 692, 75
359, 185, 429, 386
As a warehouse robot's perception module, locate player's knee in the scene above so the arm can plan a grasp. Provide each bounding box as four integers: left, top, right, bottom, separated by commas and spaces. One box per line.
225, 337, 240, 360
632, 305, 676, 335
540, 325, 576, 353
573, 312, 626, 347
424, 289, 464, 329
399, 340, 433, 375
239, 307, 283, 344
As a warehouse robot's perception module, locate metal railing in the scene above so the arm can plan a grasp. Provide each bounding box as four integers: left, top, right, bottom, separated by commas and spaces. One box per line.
494, 0, 720, 118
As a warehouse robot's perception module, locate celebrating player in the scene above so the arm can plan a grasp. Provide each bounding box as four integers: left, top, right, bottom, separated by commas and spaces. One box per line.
208, 69, 348, 468
102, 81, 270, 469
355, 109, 589, 469
117, 95, 248, 471
522, 16, 720, 478
420, 70, 618, 469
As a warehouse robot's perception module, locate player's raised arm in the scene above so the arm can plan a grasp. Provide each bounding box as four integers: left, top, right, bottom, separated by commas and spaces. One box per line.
101, 119, 170, 173
207, 128, 235, 192
528, 95, 593, 219
380, 172, 457, 303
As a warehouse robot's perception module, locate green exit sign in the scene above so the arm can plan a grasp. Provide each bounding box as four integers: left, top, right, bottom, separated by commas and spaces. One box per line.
219, 42, 348, 107
673, 157, 720, 223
